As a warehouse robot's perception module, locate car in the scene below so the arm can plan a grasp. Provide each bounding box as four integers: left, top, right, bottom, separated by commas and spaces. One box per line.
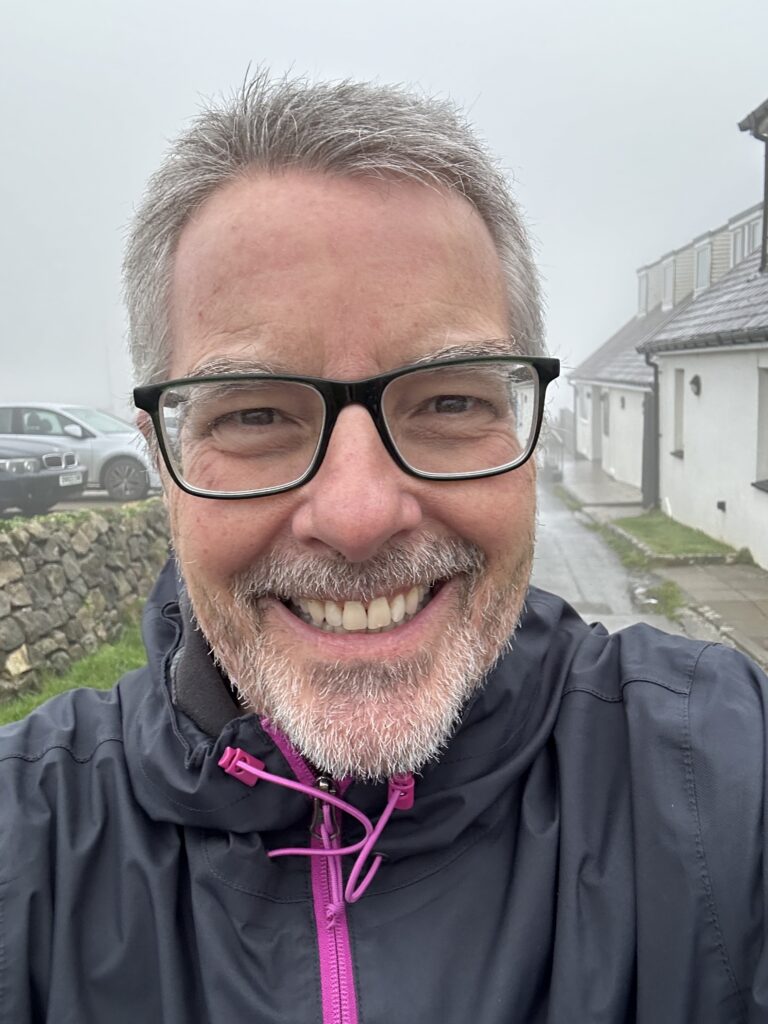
0, 403, 160, 501
0, 437, 86, 516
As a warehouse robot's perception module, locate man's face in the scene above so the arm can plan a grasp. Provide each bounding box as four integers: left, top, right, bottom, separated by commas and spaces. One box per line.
165, 170, 537, 779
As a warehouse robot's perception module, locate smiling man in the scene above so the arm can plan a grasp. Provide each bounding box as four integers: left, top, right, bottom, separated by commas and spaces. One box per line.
2, 73, 768, 1024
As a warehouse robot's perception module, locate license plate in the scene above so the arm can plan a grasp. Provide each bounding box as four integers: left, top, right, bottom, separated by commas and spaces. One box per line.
59, 471, 84, 487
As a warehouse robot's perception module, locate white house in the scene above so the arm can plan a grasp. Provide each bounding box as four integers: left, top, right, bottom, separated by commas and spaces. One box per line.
639, 250, 768, 569
570, 202, 763, 502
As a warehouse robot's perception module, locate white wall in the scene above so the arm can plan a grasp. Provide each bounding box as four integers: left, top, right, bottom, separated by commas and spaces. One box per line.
657, 346, 768, 569
600, 386, 646, 489
575, 384, 595, 459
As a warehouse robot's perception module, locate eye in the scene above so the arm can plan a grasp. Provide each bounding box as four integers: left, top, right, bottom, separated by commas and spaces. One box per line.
428, 395, 478, 414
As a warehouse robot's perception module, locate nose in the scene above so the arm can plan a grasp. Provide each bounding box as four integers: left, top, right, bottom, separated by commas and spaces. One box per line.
289, 405, 423, 562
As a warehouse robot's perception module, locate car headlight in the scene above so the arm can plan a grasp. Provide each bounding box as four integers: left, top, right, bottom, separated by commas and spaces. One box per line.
0, 457, 40, 474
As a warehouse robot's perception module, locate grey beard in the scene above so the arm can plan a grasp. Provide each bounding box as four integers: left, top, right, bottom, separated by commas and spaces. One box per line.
185, 533, 531, 780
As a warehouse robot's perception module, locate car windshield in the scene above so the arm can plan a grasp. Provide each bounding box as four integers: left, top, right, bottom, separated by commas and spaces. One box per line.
63, 407, 135, 435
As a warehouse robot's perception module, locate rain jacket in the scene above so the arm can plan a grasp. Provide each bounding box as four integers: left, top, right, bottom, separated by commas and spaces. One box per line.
1, 558, 767, 1024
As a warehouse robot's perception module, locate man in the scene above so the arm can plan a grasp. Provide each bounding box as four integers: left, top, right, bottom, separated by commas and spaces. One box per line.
1, 73, 766, 1023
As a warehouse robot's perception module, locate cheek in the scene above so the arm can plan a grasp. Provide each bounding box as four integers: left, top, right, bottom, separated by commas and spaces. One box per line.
168, 493, 292, 583
424, 469, 536, 560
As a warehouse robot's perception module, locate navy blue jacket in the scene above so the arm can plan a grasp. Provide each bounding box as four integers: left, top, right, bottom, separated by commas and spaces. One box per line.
1, 560, 767, 1023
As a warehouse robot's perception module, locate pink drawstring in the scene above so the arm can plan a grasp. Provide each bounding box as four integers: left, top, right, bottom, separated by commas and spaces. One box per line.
219, 746, 414, 904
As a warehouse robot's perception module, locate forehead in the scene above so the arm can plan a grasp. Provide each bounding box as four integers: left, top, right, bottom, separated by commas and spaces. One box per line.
168, 170, 510, 380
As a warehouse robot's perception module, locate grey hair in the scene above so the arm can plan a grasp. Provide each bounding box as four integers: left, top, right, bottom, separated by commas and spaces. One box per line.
123, 70, 545, 386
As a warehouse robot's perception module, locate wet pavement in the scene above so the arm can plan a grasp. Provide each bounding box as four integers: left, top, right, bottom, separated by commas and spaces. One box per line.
532, 484, 683, 634
557, 456, 768, 670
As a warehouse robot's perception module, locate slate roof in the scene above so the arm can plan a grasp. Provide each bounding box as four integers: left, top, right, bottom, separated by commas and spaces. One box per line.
638, 252, 768, 354
569, 302, 686, 388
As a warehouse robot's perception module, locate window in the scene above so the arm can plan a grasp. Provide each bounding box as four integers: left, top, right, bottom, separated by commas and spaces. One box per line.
638, 273, 648, 315
662, 260, 675, 308
756, 369, 768, 491
601, 393, 610, 436
672, 369, 684, 457
21, 408, 66, 436
695, 246, 711, 292
732, 228, 745, 267
0, 409, 12, 433
748, 218, 763, 255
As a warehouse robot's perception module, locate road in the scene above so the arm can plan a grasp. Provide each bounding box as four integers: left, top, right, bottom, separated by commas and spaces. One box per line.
532, 484, 681, 634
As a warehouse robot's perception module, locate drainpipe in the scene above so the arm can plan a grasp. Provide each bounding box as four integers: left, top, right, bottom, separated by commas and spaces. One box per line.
739, 102, 768, 274
762, 137, 768, 274
643, 351, 660, 508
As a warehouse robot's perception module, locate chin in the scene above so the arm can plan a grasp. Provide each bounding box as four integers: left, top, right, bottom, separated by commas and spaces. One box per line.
184, 548, 531, 780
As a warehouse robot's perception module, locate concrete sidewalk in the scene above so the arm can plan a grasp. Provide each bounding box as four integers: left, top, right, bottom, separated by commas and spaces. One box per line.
558, 458, 768, 671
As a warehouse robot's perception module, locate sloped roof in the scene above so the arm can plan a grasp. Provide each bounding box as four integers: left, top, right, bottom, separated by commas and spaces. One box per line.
739, 97, 768, 139
639, 252, 768, 354
569, 302, 685, 388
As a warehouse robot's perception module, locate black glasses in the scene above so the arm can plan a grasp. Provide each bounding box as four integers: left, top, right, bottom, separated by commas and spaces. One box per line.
133, 355, 560, 499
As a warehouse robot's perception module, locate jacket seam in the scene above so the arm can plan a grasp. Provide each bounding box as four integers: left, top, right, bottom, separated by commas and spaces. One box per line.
0, 735, 123, 766
682, 648, 749, 1019
202, 834, 311, 903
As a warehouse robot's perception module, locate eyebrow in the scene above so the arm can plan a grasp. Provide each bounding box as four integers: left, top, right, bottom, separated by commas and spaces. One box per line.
186, 356, 291, 378
185, 338, 519, 380
410, 339, 518, 365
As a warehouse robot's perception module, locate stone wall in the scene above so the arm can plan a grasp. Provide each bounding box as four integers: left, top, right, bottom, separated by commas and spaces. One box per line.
0, 500, 170, 696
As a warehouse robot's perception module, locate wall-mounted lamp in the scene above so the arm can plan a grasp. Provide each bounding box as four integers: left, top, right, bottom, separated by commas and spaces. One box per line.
689, 374, 702, 396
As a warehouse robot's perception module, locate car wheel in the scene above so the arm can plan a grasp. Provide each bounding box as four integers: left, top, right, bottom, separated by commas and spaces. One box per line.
102, 457, 149, 501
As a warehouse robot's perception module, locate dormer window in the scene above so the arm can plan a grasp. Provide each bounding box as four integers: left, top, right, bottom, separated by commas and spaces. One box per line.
638, 272, 648, 315
662, 259, 675, 309
694, 244, 711, 293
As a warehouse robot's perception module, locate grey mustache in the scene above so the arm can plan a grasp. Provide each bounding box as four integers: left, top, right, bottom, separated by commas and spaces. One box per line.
231, 536, 486, 605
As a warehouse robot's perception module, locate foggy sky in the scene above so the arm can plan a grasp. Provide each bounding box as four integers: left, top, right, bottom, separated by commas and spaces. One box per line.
1, 0, 766, 415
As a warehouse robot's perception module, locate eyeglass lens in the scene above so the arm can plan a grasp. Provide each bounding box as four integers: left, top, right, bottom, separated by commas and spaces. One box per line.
157, 361, 539, 494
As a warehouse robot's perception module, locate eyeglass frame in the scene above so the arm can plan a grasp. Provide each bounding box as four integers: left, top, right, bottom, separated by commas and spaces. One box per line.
133, 354, 561, 499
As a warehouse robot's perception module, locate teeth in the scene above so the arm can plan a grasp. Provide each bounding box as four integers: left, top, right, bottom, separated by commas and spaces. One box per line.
390, 593, 406, 623
290, 584, 433, 632
324, 600, 343, 627
307, 599, 325, 626
367, 596, 392, 629
342, 601, 368, 631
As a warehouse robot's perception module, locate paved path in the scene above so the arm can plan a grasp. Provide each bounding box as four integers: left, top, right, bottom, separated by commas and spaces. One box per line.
556, 456, 768, 669
532, 484, 681, 634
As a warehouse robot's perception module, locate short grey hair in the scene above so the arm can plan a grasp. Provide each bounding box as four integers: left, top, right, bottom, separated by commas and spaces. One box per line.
123, 70, 544, 386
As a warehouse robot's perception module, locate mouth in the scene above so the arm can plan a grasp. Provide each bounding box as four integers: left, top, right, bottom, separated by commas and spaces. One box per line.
280, 582, 443, 634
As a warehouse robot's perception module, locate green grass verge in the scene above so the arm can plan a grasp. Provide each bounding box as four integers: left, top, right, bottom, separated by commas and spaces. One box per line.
612, 510, 734, 559
644, 580, 686, 620
0, 618, 146, 726
594, 525, 649, 571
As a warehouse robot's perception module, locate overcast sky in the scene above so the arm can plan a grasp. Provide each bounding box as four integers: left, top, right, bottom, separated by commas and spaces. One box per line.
1, 0, 766, 414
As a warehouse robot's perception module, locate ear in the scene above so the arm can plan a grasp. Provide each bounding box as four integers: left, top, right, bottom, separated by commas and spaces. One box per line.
135, 410, 152, 441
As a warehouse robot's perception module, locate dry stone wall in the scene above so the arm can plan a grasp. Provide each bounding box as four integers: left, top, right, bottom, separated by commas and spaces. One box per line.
0, 500, 170, 696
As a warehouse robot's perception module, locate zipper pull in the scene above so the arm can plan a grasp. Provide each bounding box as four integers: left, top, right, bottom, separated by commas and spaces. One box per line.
310, 775, 337, 840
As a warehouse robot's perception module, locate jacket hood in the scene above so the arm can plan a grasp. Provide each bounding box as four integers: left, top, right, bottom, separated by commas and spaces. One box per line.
121, 559, 591, 875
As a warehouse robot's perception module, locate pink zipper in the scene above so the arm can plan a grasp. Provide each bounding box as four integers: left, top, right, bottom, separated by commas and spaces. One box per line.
219, 732, 414, 1023
260, 723, 360, 1024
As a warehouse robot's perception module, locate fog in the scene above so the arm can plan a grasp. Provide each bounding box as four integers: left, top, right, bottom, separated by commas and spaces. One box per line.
1, 0, 766, 415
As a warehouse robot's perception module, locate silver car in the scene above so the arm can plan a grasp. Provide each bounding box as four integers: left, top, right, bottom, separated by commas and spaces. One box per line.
0, 403, 160, 501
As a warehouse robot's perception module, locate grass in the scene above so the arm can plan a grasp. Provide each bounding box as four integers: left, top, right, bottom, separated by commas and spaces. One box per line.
643, 580, 686, 620
0, 617, 146, 726
612, 510, 734, 559
593, 525, 650, 571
